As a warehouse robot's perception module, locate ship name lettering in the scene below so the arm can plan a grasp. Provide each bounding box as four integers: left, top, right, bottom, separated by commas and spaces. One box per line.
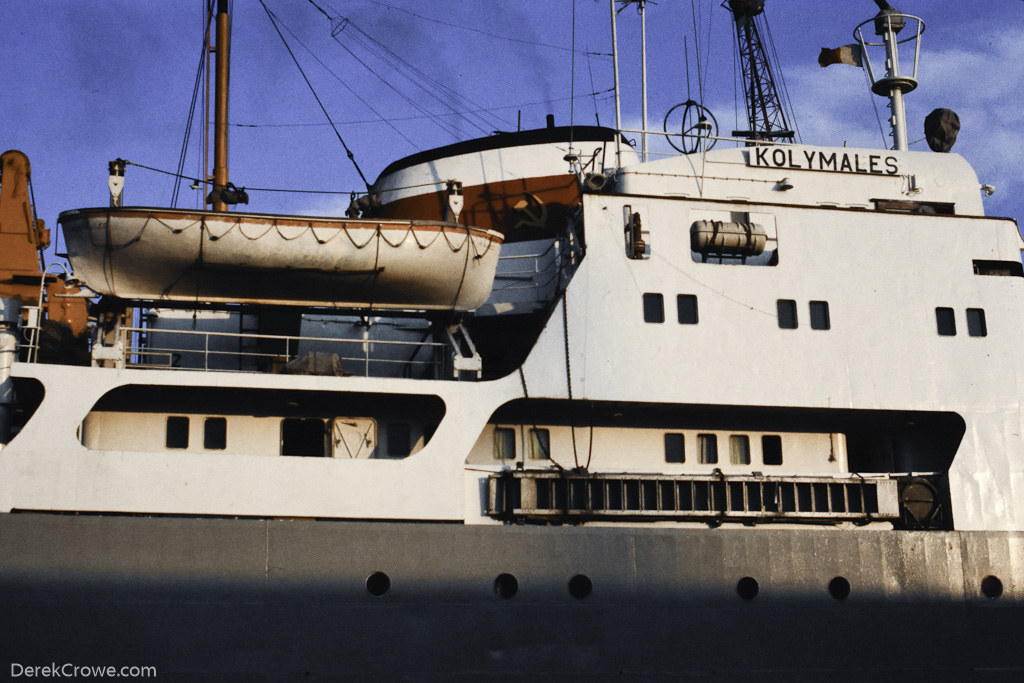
750, 147, 899, 175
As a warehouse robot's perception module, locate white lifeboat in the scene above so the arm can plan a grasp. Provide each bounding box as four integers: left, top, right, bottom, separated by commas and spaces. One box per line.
59, 207, 503, 311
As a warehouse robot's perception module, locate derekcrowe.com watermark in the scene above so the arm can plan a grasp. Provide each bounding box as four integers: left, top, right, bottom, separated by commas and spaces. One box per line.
11, 663, 156, 679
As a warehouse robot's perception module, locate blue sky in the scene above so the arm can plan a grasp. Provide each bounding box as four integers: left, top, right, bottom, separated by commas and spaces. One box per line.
3, 1, 1022, 241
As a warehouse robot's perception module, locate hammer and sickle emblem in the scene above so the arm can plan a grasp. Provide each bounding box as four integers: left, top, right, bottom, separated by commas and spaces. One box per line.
511, 192, 548, 231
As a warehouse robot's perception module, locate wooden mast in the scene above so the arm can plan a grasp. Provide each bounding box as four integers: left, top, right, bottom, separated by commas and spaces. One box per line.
211, 0, 230, 212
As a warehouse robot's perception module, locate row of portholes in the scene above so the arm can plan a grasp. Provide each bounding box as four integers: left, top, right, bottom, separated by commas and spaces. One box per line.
366, 571, 1005, 601
735, 574, 1005, 601
364, 572, 594, 599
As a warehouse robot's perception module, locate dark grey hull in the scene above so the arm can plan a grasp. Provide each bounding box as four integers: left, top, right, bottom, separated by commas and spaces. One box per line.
1, 513, 1021, 682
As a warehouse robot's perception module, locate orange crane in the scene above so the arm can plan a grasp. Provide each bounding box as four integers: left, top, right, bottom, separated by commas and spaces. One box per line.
1, 150, 88, 361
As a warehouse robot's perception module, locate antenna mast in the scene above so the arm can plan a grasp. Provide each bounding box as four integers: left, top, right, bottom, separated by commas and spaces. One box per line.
854, 2, 925, 152
726, 0, 794, 142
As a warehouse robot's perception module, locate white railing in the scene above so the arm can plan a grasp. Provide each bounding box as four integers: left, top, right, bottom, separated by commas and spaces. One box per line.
114, 325, 448, 378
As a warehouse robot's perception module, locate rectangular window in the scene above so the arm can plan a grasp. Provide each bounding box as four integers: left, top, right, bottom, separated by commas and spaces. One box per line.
643, 293, 665, 323
282, 418, 326, 457
762, 435, 783, 466
698, 434, 718, 464
166, 416, 189, 449
809, 301, 830, 330
386, 422, 412, 457
528, 428, 550, 460
729, 435, 751, 465
936, 307, 956, 336
777, 299, 798, 329
677, 295, 699, 325
966, 308, 987, 337
494, 427, 516, 460
203, 417, 227, 450
973, 260, 1024, 277
664, 433, 685, 463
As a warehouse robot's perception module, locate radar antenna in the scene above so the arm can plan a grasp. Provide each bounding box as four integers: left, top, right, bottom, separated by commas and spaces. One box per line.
725, 0, 795, 142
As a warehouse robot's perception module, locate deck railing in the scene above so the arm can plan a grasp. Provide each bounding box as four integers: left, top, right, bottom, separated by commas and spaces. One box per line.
107, 325, 449, 378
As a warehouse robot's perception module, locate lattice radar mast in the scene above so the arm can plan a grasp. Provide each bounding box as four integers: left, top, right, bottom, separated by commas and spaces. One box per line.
726, 0, 794, 142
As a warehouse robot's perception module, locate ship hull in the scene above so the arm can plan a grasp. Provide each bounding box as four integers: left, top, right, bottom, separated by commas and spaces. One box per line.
1, 513, 1021, 681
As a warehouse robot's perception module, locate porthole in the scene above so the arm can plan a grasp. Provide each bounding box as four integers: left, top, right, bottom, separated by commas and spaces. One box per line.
736, 576, 759, 600
981, 575, 1003, 599
494, 573, 519, 599
568, 574, 593, 599
365, 571, 391, 597
829, 576, 851, 600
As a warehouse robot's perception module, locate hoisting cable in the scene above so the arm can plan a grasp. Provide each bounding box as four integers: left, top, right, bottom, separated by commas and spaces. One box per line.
259, 0, 371, 191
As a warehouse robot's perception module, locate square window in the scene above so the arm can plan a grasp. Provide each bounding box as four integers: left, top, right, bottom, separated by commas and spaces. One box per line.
809, 301, 830, 330
203, 417, 227, 450
528, 428, 550, 460
967, 308, 987, 337
386, 422, 412, 457
494, 427, 516, 460
664, 433, 685, 463
166, 416, 189, 449
762, 435, 783, 465
643, 293, 665, 323
677, 295, 699, 324
777, 299, 798, 329
282, 418, 325, 456
936, 307, 956, 336
698, 434, 718, 464
729, 435, 751, 465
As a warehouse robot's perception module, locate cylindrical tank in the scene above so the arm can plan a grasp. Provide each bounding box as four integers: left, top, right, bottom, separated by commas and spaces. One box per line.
690, 220, 767, 256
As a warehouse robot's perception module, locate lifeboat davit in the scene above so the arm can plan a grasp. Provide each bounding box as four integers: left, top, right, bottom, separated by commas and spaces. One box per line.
59, 207, 503, 311
370, 125, 635, 242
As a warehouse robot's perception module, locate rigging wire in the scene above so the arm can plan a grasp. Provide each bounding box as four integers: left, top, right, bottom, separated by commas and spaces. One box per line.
690, 0, 705, 107
123, 159, 360, 195
569, 0, 576, 153
586, 50, 602, 126
226, 88, 615, 129
731, 25, 739, 136
333, 19, 502, 138
864, 65, 889, 148
259, 0, 371, 190
172, 0, 214, 209
269, 13, 420, 149
701, 1, 714, 107
761, 11, 801, 143
356, 0, 583, 54
329, 25, 467, 141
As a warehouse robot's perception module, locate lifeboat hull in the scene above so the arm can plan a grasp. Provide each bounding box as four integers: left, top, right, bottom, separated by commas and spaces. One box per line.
59, 208, 503, 311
